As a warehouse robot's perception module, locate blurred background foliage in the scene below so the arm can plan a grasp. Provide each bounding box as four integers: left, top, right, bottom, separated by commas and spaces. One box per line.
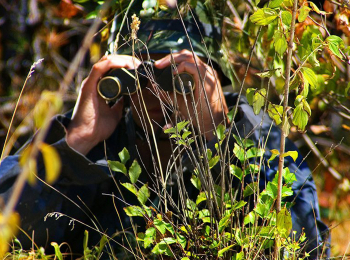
1, 0, 350, 256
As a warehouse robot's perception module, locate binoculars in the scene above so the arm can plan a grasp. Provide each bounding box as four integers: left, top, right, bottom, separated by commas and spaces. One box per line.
97, 60, 195, 102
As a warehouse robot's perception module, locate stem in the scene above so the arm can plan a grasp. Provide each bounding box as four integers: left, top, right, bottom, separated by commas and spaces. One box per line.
275, 0, 298, 257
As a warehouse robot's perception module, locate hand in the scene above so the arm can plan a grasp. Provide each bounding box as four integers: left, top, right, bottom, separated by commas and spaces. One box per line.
66, 55, 141, 155
154, 50, 228, 140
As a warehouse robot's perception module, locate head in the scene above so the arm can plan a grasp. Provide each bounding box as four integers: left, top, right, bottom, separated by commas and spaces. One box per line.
106, 0, 229, 131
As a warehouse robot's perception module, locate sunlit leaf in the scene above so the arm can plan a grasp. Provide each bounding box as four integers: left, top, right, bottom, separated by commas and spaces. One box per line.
274, 32, 288, 57
293, 104, 309, 131
298, 6, 311, 22
215, 124, 226, 141
268, 104, 283, 125
281, 11, 292, 26
244, 182, 258, 198
309, 2, 332, 15
51, 242, 64, 260
124, 206, 144, 217
138, 184, 150, 205
153, 219, 167, 234
19, 145, 37, 185
282, 151, 298, 162
108, 160, 127, 175
34, 91, 62, 129
255, 68, 281, 78
129, 160, 142, 184
196, 191, 207, 205
218, 244, 235, 257
250, 8, 278, 26
326, 35, 344, 59
276, 208, 292, 238
230, 164, 243, 181
270, 0, 284, 8
244, 211, 256, 225
267, 149, 279, 167
247, 88, 266, 115
191, 175, 201, 190
0, 212, 20, 258
209, 155, 220, 169
40, 143, 61, 184
121, 182, 138, 196
144, 227, 156, 248
118, 147, 130, 164
301, 67, 317, 88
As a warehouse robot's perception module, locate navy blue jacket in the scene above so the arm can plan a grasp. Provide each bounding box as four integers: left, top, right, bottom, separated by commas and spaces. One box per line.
0, 93, 329, 258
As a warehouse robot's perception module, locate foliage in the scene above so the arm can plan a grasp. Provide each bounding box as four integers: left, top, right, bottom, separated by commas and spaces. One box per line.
1, 0, 350, 258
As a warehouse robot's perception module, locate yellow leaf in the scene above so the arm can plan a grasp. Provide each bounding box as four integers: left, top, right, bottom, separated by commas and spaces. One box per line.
40, 143, 61, 184
0, 212, 20, 258
34, 91, 62, 129
19, 145, 38, 185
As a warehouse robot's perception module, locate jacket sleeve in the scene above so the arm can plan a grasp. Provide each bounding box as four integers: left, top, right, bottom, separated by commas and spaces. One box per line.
0, 115, 113, 250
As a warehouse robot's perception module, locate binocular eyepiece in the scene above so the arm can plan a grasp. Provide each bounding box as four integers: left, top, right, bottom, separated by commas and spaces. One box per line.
97, 60, 195, 102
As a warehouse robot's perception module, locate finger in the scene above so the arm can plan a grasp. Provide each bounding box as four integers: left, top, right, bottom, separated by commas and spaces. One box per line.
154, 50, 199, 69
87, 55, 141, 89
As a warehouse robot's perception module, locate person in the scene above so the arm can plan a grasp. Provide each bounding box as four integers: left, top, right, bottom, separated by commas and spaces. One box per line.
0, 1, 329, 258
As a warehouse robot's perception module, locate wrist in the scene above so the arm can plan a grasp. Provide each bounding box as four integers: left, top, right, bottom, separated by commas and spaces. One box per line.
66, 125, 98, 155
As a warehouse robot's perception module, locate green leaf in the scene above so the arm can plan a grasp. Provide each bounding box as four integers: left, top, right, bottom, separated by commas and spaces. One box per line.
121, 182, 138, 196
177, 234, 187, 249
233, 143, 245, 162
276, 208, 292, 238
51, 242, 64, 260
209, 155, 220, 169
250, 8, 278, 26
206, 149, 213, 160
282, 151, 298, 162
232, 200, 247, 210
129, 160, 141, 184
301, 67, 317, 88
265, 182, 278, 199
309, 2, 331, 15
215, 124, 226, 141
191, 175, 201, 190
274, 32, 288, 57
124, 206, 144, 217
244, 211, 256, 225
246, 147, 265, 159
182, 130, 192, 139
118, 147, 130, 164
283, 167, 297, 184
186, 199, 197, 211
268, 104, 283, 125
247, 88, 266, 115
153, 219, 167, 234
230, 164, 243, 181
255, 68, 280, 78
144, 227, 156, 248
108, 160, 127, 175
267, 149, 279, 167
270, 0, 283, 8
292, 103, 309, 131
298, 6, 311, 22
138, 184, 150, 205
326, 35, 344, 59
164, 127, 176, 134
196, 192, 207, 205
176, 120, 189, 132
219, 213, 232, 233
243, 182, 258, 198
254, 202, 269, 218
281, 11, 292, 26
218, 244, 235, 257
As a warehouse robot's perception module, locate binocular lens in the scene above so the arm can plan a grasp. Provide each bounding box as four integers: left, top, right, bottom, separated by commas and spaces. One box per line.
97, 77, 121, 101
174, 73, 194, 94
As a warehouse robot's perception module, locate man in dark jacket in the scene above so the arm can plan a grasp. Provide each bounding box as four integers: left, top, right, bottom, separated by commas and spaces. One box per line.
0, 2, 329, 259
